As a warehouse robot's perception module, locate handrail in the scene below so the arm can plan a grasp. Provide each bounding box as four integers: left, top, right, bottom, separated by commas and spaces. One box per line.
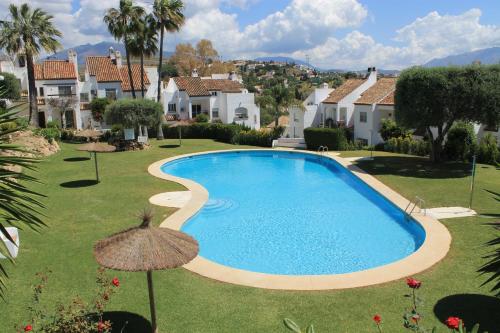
317, 146, 329, 155
405, 196, 426, 218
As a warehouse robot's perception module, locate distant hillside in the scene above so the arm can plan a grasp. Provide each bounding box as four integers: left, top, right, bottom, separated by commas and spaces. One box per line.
425, 47, 500, 67
254, 56, 311, 68
44, 41, 173, 65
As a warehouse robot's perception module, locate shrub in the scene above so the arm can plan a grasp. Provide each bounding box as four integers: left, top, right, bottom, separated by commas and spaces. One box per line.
105, 99, 163, 128
477, 133, 499, 165
303, 127, 348, 151
385, 137, 430, 156
0, 72, 21, 100
195, 113, 209, 123
90, 98, 110, 122
0, 121, 17, 131
379, 118, 408, 141
233, 127, 284, 147
35, 127, 61, 143
46, 120, 59, 129
444, 122, 477, 161
15, 116, 29, 129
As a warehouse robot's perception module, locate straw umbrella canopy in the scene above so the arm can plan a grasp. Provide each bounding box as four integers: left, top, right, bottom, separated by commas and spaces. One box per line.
74, 129, 103, 142
167, 120, 193, 146
77, 143, 116, 183
94, 213, 199, 333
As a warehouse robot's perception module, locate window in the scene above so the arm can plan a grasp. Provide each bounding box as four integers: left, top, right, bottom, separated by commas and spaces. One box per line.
211, 91, 218, 96
39, 87, 44, 97
105, 89, 117, 100
168, 103, 177, 113
91, 89, 97, 97
235, 107, 248, 119
80, 93, 89, 102
360, 112, 367, 123
58, 86, 72, 96
212, 108, 219, 119
191, 104, 202, 117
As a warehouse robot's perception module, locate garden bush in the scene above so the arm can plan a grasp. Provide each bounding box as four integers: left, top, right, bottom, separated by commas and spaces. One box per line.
379, 118, 409, 141
233, 127, 285, 147
444, 122, 477, 161
35, 127, 61, 143
162, 123, 246, 144
46, 120, 60, 129
303, 127, 348, 151
15, 116, 29, 129
0, 72, 21, 100
195, 113, 209, 123
477, 133, 499, 165
0, 121, 17, 131
90, 97, 110, 122
384, 137, 430, 156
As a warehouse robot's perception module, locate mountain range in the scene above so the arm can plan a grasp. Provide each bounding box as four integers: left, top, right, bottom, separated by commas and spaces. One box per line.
424, 47, 500, 67
45, 41, 173, 65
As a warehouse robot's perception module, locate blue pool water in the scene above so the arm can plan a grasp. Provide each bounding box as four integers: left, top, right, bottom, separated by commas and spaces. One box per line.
161, 151, 425, 275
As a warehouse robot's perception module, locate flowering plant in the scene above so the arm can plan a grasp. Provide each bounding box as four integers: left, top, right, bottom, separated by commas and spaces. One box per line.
16, 268, 120, 333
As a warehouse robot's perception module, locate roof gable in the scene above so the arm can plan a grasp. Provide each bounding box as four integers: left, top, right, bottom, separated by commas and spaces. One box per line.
86, 56, 150, 91
354, 78, 396, 105
323, 79, 366, 104
35, 60, 77, 80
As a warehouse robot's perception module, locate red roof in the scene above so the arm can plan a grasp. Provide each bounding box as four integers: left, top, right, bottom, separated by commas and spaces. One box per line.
323, 79, 366, 104
34, 60, 77, 80
354, 78, 396, 105
86, 56, 149, 91
173, 77, 243, 97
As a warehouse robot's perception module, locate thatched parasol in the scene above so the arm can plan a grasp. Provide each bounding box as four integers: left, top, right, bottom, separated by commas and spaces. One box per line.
77, 143, 116, 183
74, 129, 103, 141
167, 120, 193, 146
94, 213, 199, 333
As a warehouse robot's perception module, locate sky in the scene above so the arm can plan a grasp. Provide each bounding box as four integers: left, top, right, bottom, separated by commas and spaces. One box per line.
1, 0, 500, 70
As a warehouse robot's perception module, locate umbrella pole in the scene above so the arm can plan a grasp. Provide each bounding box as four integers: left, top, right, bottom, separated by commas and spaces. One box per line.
147, 270, 158, 333
178, 127, 182, 146
94, 152, 100, 183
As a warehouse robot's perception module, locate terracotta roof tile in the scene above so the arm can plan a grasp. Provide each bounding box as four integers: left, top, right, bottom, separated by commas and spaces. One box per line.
86, 56, 121, 82
173, 77, 243, 97
378, 90, 395, 106
354, 78, 396, 105
323, 79, 366, 104
34, 60, 77, 80
119, 65, 150, 92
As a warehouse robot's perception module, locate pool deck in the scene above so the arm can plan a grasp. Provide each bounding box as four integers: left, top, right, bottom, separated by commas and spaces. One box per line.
148, 149, 452, 290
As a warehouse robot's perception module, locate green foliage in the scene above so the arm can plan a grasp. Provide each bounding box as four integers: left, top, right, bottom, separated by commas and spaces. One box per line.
396, 65, 500, 162
195, 113, 209, 123
35, 127, 61, 143
444, 122, 477, 161
15, 116, 29, 129
90, 98, 110, 122
45, 120, 59, 129
303, 127, 348, 151
384, 137, 430, 156
0, 121, 17, 131
105, 98, 163, 128
477, 133, 499, 165
0, 110, 45, 296
283, 318, 315, 333
233, 127, 284, 147
160, 62, 179, 79
0, 72, 21, 100
379, 118, 408, 141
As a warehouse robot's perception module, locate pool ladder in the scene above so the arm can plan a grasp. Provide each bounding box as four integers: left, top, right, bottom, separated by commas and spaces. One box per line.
405, 196, 426, 219
317, 146, 329, 155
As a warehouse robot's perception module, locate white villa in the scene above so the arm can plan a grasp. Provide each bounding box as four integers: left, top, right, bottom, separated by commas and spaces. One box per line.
353, 78, 397, 145
163, 73, 260, 130
0, 53, 29, 92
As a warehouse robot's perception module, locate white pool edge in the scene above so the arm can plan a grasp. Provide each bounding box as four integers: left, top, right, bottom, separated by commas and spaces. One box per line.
148, 149, 452, 290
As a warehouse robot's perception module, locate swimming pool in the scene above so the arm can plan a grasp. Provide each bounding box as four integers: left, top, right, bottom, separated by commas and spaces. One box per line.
160, 151, 426, 276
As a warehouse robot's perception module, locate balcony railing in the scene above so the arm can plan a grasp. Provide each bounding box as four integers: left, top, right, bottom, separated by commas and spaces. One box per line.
80, 102, 90, 110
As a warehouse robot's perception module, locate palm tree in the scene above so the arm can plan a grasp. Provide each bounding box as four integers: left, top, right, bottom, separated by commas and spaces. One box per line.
0, 86, 45, 295
0, 3, 62, 126
153, 0, 185, 103
104, 0, 144, 99
270, 84, 294, 126
128, 14, 158, 98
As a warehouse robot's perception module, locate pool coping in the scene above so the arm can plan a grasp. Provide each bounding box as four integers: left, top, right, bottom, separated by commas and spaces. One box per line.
148, 149, 452, 290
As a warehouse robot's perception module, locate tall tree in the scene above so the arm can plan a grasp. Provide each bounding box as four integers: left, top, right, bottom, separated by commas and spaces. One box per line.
269, 84, 294, 127
0, 3, 62, 126
153, 0, 185, 103
170, 43, 199, 76
128, 13, 158, 98
396, 65, 500, 162
104, 0, 144, 99
196, 39, 218, 67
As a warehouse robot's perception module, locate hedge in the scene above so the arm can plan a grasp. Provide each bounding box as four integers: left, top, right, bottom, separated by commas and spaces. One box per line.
303, 127, 348, 151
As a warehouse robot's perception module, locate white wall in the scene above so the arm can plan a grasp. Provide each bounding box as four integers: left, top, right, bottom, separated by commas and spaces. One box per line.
354, 104, 395, 145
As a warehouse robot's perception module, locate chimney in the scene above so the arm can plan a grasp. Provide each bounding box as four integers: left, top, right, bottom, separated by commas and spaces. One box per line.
114, 51, 122, 67
109, 47, 116, 63
68, 50, 78, 78
192, 68, 199, 77
229, 71, 237, 81
321, 82, 329, 89
367, 66, 377, 81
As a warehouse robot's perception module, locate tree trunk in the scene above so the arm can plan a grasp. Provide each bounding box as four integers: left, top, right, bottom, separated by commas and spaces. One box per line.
427, 127, 443, 163
157, 122, 164, 140
141, 53, 145, 99
26, 52, 39, 127
124, 36, 136, 99
156, 22, 165, 103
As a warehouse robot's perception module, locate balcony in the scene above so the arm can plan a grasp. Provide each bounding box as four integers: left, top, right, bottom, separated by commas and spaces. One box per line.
37, 97, 45, 105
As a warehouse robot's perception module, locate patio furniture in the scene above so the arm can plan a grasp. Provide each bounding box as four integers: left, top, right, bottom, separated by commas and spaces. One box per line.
94, 212, 199, 333
77, 142, 116, 183
0, 227, 19, 259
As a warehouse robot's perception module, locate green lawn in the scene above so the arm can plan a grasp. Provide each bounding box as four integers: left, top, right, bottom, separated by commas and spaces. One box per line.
1, 141, 499, 332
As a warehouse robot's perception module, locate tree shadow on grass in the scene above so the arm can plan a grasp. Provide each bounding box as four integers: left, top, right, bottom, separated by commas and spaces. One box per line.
433, 294, 500, 332
64, 157, 91, 162
102, 311, 152, 333
354, 156, 471, 179
159, 144, 181, 149
60, 180, 98, 188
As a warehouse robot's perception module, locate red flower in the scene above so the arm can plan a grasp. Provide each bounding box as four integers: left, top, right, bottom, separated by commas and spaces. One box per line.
411, 314, 421, 323
97, 321, 106, 332
445, 317, 462, 330
373, 314, 382, 324
24, 325, 33, 332
406, 277, 422, 289
112, 277, 119, 287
